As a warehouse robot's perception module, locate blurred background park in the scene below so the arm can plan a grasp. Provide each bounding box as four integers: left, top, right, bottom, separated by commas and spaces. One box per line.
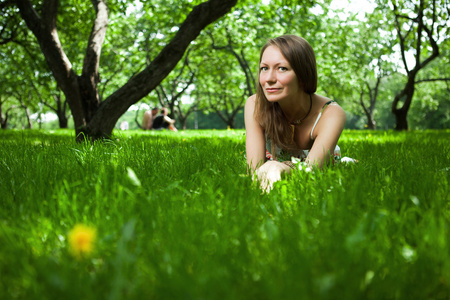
1, 0, 448, 134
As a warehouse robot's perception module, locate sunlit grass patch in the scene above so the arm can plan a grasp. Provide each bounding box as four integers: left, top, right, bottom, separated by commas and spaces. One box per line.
0, 129, 448, 299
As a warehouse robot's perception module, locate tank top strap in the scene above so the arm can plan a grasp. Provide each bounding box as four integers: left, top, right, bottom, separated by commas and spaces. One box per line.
310, 100, 336, 140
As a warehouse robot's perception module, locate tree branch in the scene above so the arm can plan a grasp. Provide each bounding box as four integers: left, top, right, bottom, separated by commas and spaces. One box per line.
82, 0, 108, 80
359, 89, 370, 117
155, 86, 167, 106
393, 2, 411, 74
415, 0, 424, 66
372, 77, 381, 110
77, 0, 109, 121
16, 0, 85, 126
210, 30, 254, 96
418, 22, 440, 70
173, 72, 195, 101
415, 78, 450, 83
42, 0, 58, 29
93, 0, 237, 133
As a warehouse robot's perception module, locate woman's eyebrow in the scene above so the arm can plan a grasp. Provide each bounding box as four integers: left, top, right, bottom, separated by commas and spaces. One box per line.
259, 61, 288, 66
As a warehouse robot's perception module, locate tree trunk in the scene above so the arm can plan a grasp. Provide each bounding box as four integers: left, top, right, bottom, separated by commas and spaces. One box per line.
24, 106, 32, 129
216, 109, 237, 129
0, 102, 5, 129
175, 101, 197, 130
56, 110, 68, 129
18, 95, 33, 129
16, 0, 237, 141
360, 88, 377, 130
365, 116, 376, 130
178, 116, 188, 130
391, 76, 415, 131
134, 105, 143, 130
228, 119, 235, 129
52, 94, 69, 128
389, 0, 441, 131
58, 114, 68, 128
0, 102, 16, 129
393, 107, 408, 130
0, 110, 7, 129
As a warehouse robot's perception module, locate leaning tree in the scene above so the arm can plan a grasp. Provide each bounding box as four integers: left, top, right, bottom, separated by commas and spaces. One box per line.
13, 0, 237, 140
376, 0, 450, 130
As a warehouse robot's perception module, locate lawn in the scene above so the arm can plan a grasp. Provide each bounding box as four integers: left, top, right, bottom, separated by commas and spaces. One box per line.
0, 129, 448, 299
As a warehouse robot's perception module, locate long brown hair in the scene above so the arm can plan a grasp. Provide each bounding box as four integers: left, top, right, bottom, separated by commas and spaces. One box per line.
254, 35, 317, 150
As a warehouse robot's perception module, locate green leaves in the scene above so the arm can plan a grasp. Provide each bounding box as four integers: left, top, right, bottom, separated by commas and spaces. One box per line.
3, 0, 449, 131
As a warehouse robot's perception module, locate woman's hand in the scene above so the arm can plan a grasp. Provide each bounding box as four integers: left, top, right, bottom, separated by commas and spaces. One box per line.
254, 160, 292, 192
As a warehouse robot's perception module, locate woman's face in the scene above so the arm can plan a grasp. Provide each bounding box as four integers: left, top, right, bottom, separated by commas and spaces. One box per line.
259, 45, 300, 103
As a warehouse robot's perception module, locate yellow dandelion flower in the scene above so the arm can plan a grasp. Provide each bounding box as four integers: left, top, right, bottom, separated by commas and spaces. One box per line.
68, 224, 96, 259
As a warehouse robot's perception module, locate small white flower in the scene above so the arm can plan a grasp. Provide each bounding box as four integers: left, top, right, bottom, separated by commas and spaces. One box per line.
290, 157, 312, 172
341, 157, 356, 163
291, 157, 302, 164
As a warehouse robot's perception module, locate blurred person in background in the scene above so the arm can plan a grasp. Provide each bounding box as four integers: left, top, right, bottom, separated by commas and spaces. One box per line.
152, 107, 178, 132
142, 107, 159, 130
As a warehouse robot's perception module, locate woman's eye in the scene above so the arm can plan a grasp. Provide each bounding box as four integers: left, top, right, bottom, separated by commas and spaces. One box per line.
279, 67, 288, 71
260, 66, 268, 72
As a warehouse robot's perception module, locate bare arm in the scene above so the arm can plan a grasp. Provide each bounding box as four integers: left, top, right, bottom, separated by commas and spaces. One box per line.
245, 95, 292, 192
306, 104, 346, 168
244, 95, 266, 171
163, 115, 176, 124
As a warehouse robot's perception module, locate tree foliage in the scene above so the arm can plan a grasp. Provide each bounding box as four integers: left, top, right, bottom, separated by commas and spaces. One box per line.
374, 0, 450, 130
1, 0, 449, 132
11, 0, 237, 140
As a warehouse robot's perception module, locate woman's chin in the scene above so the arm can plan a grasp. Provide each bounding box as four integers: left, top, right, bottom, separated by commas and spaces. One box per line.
265, 95, 282, 102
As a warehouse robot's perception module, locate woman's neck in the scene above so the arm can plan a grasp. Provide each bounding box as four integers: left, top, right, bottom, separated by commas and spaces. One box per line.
279, 92, 313, 123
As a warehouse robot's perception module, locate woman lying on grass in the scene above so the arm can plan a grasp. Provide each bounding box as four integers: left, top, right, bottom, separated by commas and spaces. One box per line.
245, 35, 347, 191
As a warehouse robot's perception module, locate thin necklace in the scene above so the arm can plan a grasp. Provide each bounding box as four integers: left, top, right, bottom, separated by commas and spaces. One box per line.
290, 94, 313, 125
288, 94, 313, 144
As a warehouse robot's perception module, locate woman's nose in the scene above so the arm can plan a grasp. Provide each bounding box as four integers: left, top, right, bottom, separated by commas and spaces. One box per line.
266, 69, 276, 83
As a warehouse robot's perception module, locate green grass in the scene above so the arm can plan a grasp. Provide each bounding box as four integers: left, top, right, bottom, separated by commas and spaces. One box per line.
0, 129, 449, 299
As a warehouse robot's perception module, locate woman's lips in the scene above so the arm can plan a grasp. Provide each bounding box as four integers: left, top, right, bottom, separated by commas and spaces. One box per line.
265, 88, 280, 93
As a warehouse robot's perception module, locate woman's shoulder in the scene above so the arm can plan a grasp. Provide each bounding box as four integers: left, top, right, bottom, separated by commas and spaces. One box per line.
245, 94, 257, 111
246, 94, 257, 104
315, 95, 344, 115
307, 95, 345, 141
312, 94, 346, 132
